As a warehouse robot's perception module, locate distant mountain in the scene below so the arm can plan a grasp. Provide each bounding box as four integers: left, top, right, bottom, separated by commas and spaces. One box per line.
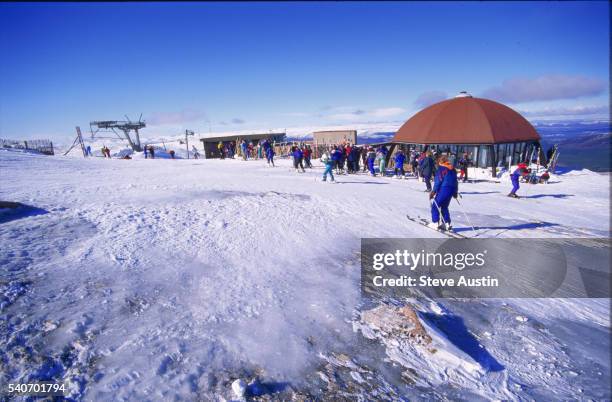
534, 120, 610, 144
557, 132, 610, 148
534, 120, 610, 172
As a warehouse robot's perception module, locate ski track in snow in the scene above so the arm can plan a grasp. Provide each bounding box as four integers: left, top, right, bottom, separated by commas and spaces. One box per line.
0, 148, 610, 400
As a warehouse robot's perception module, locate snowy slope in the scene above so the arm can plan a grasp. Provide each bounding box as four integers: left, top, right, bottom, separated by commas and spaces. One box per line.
0, 149, 609, 400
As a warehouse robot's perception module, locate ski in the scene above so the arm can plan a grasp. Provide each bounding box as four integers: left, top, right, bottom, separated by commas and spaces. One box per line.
406, 215, 467, 238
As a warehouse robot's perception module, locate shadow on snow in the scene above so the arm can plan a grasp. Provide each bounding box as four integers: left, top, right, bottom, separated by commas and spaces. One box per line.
0, 203, 48, 224
459, 191, 501, 195
421, 312, 505, 372
523, 193, 575, 199
336, 181, 389, 185
453, 221, 559, 234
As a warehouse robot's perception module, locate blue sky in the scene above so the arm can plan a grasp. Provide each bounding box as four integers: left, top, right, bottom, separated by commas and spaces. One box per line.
0, 1, 609, 141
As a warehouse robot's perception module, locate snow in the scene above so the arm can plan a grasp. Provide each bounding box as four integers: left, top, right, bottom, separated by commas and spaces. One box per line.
0, 147, 610, 400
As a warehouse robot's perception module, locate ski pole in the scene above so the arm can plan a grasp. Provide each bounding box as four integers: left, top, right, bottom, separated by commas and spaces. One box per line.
431, 197, 449, 228
454, 195, 476, 233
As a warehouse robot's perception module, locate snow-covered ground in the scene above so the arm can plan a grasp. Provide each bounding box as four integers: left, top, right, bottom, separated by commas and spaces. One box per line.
1, 147, 610, 400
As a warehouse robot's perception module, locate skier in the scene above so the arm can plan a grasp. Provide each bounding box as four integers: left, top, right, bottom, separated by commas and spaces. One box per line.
394, 149, 406, 178
149, 145, 155, 159
457, 152, 470, 183
338, 145, 346, 174
101, 146, 111, 158
293, 146, 305, 172
345, 144, 354, 173
217, 142, 225, 159
366, 147, 377, 176
377, 146, 388, 177
429, 154, 459, 231
320, 150, 335, 182
266, 145, 275, 167
331, 145, 342, 173
144, 145, 148, 159
261, 139, 269, 154
169, 150, 175, 159
351, 146, 361, 172
410, 151, 419, 178
508, 162, 529, 198
85, 145, 92, 157
248, 142, 254, 159
303, 145, 312, 168
539, 170, 550, 184
419, 150, 435, 191
361, 147, 368, 172
239, 140, 246, 160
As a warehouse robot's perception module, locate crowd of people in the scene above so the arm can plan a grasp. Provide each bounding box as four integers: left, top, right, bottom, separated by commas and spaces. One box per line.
215, 139, 275, 161
94, 144, 203, 160
90, 138, 552, 233
100, 146, 111, 158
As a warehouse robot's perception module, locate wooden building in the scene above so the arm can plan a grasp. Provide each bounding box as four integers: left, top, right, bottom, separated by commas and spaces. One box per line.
313, 130, 357, 145
391, 92, 541, 176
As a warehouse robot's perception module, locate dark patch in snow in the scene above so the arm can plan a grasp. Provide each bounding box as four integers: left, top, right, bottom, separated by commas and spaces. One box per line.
246, 378, 291, 397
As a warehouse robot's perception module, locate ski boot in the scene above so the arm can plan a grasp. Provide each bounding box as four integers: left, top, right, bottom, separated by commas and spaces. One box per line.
428, 222, 445, 231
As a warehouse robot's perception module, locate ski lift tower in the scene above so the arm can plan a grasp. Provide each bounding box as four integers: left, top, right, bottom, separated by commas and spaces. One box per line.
90, 115, 146, 152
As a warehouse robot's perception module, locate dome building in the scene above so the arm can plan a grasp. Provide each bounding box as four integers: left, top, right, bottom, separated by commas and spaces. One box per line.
392, 92, 541, 176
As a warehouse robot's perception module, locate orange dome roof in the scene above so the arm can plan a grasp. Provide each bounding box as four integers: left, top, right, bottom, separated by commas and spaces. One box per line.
393, 95, 540, 144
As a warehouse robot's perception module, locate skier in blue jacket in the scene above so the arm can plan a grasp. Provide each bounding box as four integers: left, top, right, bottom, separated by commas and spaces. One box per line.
509, 163, 529, 198
240, 140, 248, 160
366, 147, 377, 176
394, 150, 406, 178
266, 146, 275, 167
293, 146, 305, 172
331, 146, 342, 173
429, 154, 459, 231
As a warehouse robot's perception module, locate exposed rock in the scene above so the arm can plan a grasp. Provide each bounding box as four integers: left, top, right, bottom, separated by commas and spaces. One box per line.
355, 302, 483, 389
360, 303, 432, 347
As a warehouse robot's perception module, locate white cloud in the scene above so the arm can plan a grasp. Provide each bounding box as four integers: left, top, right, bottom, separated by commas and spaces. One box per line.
519, 104, 609, 118
481, 74, 606, 103
324, 106, 406, 121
